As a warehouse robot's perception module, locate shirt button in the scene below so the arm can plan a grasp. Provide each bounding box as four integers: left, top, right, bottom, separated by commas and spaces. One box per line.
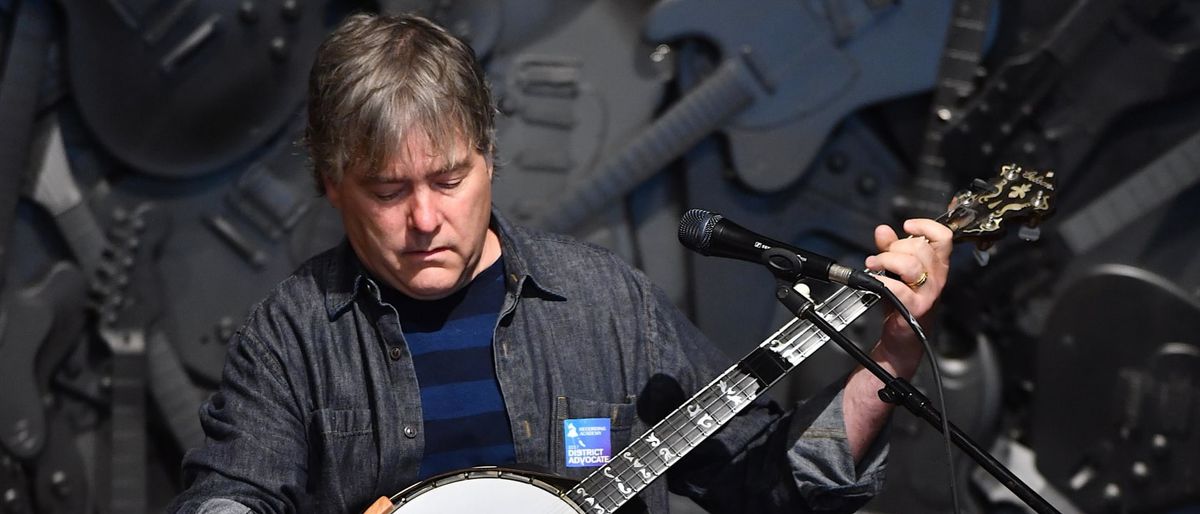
403, 425, 417, 438
388, 347, 402, 360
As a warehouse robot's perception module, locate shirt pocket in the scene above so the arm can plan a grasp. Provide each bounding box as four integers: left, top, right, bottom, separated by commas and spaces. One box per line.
308, 408, 378, 512
551, 395, 639, 480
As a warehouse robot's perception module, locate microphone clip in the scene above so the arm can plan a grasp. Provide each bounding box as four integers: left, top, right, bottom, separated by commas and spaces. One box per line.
761, 247, 812, 283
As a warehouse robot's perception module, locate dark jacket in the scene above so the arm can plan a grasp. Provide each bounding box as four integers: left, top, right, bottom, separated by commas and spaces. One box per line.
169, 209, 886, 514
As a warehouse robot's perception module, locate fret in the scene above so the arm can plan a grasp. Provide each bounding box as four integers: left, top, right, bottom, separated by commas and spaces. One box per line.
945, 48, 981, 63
656, 444, 677, 465
694, 393, 730, 425
637, 433, 675, 471
681, 418, 705, 445
638, 434, 674, 470
568, 284, 881, 512
619, 451, 655, 485
828, 300, 852, 325
600, 483, 627, 509
921, 148, 947, 164
938, 77, 974, 94
820, 287, 878, 332
934, 58, 978, 80
950, 17, 986, 32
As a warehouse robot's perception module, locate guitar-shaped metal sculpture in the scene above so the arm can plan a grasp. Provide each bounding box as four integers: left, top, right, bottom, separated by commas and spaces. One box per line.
536, 0, 957, 233
95, 204, 168, 514
370, 164, 1056, 514
58, 0, 327, 177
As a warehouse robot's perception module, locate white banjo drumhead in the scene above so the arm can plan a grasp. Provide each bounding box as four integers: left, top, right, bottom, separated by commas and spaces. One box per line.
392, 469, 582, 514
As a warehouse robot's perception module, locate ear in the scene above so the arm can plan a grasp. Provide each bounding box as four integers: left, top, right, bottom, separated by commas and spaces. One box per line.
323, 174, 342, 209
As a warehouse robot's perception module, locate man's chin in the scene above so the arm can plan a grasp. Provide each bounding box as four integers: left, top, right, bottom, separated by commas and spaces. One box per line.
397, 274, 464, 300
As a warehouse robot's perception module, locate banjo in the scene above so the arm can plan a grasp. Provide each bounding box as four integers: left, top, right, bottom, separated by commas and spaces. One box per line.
368, 165, 1057, 514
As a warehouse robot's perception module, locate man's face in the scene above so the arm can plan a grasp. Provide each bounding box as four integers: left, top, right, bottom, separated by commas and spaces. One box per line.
325, 134, 500, 300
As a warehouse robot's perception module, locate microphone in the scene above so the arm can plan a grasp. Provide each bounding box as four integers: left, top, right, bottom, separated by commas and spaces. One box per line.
678, 209, 883, 292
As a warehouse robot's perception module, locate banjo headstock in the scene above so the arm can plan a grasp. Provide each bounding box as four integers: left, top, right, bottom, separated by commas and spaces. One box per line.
939, 163, 1057, 247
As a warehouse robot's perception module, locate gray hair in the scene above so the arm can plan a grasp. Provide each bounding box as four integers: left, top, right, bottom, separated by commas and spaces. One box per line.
303, 12, 496, 194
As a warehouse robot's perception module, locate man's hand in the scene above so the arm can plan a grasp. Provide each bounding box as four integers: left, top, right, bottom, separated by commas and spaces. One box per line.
862, 218, 954, 378
843, 218, 953, 461
363, 496, 394, 514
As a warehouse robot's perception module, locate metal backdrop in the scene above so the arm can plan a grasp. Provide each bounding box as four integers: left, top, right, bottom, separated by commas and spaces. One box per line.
0, 0, 1198, 513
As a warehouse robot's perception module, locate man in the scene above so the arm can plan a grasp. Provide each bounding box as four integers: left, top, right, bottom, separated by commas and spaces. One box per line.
170, 12, 952, 514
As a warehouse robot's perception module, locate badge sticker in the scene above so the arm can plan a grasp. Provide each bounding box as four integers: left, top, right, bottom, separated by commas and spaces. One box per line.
564, 418, 612, 468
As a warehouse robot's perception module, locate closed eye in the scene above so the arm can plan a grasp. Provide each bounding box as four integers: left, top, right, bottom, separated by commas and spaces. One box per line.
371, 186, 408, 201
436, 179, 464, 190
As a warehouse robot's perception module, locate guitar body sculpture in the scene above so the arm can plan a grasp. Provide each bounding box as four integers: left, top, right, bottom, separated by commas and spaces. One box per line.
386, 467, 643, 514
58, 0, 326, 177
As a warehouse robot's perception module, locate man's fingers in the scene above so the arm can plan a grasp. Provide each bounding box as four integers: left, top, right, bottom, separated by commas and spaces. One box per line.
866, 218, 952, 320
363, 497, 394, 514
874, 224, 899, 253
865, 252, 925, 285
884, 234, 937, 276
902, 219, 953, 260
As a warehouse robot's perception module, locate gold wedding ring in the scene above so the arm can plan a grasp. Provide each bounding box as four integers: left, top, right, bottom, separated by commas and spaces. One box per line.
907, 271, 928, 289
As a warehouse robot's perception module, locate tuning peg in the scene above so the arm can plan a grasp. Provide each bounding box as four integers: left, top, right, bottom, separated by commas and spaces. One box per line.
972, 241, 994, 266
1019, 225, 1041, 242
1033, 190, 1049, 210
973, 248, 991, 266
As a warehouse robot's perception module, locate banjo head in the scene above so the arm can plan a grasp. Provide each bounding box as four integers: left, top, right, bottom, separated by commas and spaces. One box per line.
388, 467, 582, 514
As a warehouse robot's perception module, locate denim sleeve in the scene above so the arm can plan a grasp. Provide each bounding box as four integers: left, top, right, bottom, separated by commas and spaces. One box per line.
645, 284, 887, 514
785, 380, 889, 512
167, 328, 311, 514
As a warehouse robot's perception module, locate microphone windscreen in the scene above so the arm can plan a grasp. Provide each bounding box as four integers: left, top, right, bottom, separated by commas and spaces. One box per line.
678, 209, 721, 253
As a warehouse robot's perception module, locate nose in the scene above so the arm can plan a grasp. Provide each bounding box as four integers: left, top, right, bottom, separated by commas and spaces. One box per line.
408, 188, 441, 233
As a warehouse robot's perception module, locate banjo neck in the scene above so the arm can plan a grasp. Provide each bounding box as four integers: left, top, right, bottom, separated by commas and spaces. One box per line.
566, 284, 880, 513
567, 163, 1059, 512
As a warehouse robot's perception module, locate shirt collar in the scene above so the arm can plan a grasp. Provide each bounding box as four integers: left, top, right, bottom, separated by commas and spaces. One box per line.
323, 206, 566, 320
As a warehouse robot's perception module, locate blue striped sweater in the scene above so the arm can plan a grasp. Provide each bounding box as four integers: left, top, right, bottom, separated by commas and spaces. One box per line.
383, 259, 515, 479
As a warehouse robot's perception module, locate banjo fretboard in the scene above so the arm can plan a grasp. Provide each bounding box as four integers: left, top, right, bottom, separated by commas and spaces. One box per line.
565, 283, 880, 513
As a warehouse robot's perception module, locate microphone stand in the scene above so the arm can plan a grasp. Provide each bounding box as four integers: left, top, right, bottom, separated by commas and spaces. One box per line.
763, 250, 1061, 514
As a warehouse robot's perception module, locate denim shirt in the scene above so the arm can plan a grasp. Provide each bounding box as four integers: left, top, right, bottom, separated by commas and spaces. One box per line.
169, 209, 887, 514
